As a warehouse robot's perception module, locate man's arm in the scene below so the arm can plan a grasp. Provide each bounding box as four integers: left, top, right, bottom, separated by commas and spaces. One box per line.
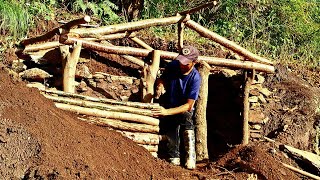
152, 99, 195, 117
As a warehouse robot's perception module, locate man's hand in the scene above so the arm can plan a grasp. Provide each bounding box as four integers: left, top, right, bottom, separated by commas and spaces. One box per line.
152, 106, 168, 117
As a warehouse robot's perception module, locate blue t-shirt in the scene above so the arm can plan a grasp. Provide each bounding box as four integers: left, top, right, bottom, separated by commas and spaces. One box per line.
161, 60, 201, 109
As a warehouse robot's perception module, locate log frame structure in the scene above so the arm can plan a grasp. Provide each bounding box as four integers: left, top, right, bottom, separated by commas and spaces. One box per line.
20, 8, 275, 160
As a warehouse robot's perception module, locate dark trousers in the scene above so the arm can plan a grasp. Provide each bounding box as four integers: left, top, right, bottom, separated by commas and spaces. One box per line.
160, 111, 194, 158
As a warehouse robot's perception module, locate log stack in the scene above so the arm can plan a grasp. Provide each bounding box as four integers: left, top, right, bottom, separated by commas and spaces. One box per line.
33, 87, 163, 157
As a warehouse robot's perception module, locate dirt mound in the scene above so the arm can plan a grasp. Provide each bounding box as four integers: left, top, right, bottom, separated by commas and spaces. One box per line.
0, 68, 196, 179
210, 143, 300, 180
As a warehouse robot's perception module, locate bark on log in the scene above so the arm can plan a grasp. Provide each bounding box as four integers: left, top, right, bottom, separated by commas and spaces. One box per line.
117, 130, 164, 145
141, 50, 161, 103
55, 103, 159, 126
101, 41, 144, 67
138, 144, 159, 152
79, 117, 159, 133
83, 32, 136, 41
194, 62, 210, 161
130, 37, 153, 50
60, 36, 275, 73
69, 15, 187, 37
185, 20, 273, 65
23, 41, 61, 53
20, 16, 90, 46
242, 70, 255, 145
63, 41, 82, 93
40, 89, 160, 109
44, 94, 153, 117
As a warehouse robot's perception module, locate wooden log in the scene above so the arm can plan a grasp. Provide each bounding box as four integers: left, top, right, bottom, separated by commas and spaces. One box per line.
78, 117, 159, 133
138, 144, 158, 152
150, 152, 158, 157
60, 36, 275, 73
40, 88, 160, 109
58, 20, 99, 28
141, 50, 161, 103
44, 94, 153, 117
20, 16, 90, 46
23, 41, 61, 53
117, 130, 164, 145
130, 37, 153, 50
55, 103, 159, 126
83, 32, 136, 41
179, 1, 217, 15
185, 20, 273, 65
242, 70, 255, 145
194, 62, 210, 161
281, 144, 320, 172
63, 41, 82, 93
69, 15, 187, 37
101, 41, 144, 67
178, 22, 184, 51
282, 163, 320, 180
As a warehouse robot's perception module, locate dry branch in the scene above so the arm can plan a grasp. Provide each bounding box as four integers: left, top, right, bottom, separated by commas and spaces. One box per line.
83, 32, 136, 41
23, 41, 61, 53
60, 36, 274, 73
117, 130, 164, 145
44, 94, 153, 117
20, 16, 90, 46
185, 20, 273, 65
79, 117, 159, 133
63, 41, 82, 93
194, 62, 210, 161
55, 103, 159, 126
70, 15, 187, 37
40, 88, 159, 109
130, 37, 153, 50
179, 1, 217, 15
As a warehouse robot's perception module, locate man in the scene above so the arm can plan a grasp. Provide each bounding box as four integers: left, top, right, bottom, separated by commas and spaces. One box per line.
152, 46, 201, 169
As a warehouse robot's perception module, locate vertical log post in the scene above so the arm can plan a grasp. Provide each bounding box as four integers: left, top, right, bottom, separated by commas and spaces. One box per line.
178, 22, 185, 51
194, 62, 210, 161
242, 69, 255, 145
63, 41, 82, 93
141, 50, 161, 103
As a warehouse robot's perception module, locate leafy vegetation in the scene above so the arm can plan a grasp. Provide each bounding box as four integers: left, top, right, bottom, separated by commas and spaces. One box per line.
0, 0, 319, 66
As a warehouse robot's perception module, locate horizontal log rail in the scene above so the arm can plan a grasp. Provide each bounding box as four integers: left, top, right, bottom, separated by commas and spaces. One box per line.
55, 103, 159, 126
39, 88, 160, 109
23, 41, 61, 53
70, 15, 188, 37
60, 36, 275, 73
44, 94, 153, 117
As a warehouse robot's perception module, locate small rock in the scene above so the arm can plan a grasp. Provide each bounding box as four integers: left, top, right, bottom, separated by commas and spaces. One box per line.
11, 59, 27, 73
258, 94, 267, 104
76, 64, 92, 79
260, 88, 272, 97
250, 133, 261, 138
20, 68, 52, 81
248, 96, 258, 103
252, 124, 262, 130
120, 96, 129, 101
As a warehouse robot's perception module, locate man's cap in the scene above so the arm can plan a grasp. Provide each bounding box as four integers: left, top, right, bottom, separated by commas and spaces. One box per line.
176, 46, 199, 65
